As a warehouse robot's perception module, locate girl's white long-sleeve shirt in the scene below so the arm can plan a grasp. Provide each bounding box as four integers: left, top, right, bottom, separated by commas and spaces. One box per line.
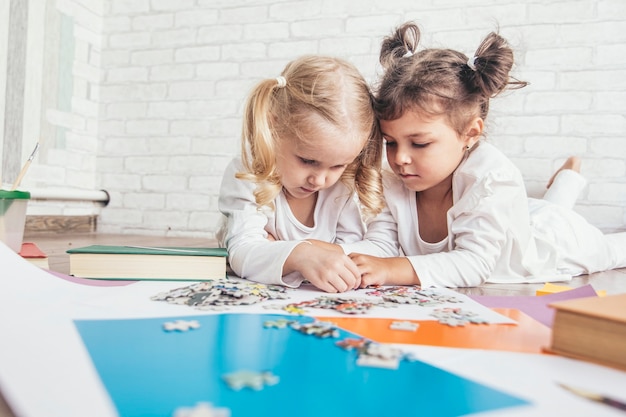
217, 157, 365, 287
342, 141, 625, 288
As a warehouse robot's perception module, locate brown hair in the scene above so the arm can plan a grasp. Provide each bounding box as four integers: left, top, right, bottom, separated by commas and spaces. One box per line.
375, 22, 528, 135
238, 55, 384, 218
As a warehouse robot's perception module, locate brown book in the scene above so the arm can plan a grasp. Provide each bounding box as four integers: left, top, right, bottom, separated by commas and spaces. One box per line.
67, 245, 227, 281
548, 294, 626, 370
19, 242, 49, 269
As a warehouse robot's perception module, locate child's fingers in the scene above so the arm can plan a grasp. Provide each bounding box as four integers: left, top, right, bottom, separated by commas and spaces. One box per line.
342, 256, 362, 290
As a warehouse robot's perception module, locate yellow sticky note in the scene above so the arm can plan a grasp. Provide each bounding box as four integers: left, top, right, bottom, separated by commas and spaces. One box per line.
536, 282, 606, 297
536, 282, 573, 296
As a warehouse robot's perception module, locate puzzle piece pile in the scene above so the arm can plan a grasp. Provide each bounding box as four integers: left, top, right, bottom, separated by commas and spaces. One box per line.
151, 278, 289, 310
152, 282, 490, 326
366, 286, 462, 306
430, 307, 489, 327
263, 295, 399, 316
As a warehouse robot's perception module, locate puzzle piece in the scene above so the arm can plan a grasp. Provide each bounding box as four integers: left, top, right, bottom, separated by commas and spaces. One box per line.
283, 305, 307, 315
222, 370, 279, 391
389, 320, 419, 332
356, 353, 400, 370
290, 321, 340, 338
263, 318, 294, 329
172, 401, 230, 417
362, 342, 403, 361
336, 337, 367, 351
162, 320, 201, 332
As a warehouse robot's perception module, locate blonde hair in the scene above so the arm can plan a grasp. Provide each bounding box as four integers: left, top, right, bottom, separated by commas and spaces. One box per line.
237, 55, 384, 218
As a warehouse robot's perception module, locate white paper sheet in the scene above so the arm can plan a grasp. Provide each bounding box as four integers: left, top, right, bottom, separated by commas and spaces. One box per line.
1, 242, 625, 417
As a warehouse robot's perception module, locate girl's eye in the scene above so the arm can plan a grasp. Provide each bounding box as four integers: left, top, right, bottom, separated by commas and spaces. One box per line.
384, 141, 397, 148
412, 142, 428, 148
299, 157, 316, 165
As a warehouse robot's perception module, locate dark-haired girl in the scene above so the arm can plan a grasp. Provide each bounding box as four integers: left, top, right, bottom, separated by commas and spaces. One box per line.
344, 22, 626, 288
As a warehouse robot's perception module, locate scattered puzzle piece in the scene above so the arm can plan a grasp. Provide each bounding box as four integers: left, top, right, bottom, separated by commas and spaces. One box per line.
336, 337, 367, 351
356, 353, 400, 370
172, 401, 230, 417
263, 318, 294, 329
389, 320, 419, 332
363, 342, 403, 361
222, 370, 279, 391
290, 321, 339, 338
163, 320, 201, 332
283, 305, 307, 315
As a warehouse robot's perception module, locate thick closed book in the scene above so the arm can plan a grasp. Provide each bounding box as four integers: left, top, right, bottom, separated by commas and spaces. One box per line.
67, 245, 228, 280
548, 293, 626, 370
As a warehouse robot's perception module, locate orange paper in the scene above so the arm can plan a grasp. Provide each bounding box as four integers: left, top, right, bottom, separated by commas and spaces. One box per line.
315, 308, 550, 354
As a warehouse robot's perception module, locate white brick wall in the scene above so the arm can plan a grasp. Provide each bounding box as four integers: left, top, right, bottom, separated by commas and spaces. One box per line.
37, 0, 626, 236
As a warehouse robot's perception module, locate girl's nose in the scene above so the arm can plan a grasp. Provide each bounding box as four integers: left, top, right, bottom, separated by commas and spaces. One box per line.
308, 171, 326, 187
393, 147, 411, 165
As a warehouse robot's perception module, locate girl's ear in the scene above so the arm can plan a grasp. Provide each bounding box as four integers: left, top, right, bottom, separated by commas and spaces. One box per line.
464, 117, 484, 148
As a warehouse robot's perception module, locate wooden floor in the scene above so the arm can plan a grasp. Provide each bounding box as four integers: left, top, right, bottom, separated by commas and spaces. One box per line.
23, 231, 626, 297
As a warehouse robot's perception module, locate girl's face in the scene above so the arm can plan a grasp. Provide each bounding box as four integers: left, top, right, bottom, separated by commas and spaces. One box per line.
276, 119, 364, 201
381, 110, 477, 192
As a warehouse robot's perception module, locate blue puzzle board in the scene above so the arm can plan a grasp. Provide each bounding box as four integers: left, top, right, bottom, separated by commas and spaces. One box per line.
74, 314, 529, 417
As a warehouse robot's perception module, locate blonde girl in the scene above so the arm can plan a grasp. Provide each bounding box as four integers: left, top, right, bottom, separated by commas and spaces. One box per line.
218, 55, 384, 293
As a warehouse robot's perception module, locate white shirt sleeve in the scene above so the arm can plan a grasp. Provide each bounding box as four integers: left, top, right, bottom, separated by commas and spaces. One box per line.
217, 158, 307, 287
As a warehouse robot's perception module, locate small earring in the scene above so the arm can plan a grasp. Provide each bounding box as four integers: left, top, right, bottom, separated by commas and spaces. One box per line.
465, 145, 471, 151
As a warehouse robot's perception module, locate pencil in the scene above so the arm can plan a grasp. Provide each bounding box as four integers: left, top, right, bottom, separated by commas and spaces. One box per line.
558, 383, 626, 411
11, 142, 40, 191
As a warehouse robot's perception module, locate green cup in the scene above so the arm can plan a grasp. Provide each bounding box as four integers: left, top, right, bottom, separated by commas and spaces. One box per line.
0, 190, 31, 252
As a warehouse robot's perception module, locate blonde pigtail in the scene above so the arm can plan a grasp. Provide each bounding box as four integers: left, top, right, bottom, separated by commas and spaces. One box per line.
237, 78, 285, 209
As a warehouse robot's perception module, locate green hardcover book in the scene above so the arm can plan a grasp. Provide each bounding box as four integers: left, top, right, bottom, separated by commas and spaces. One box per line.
67, 245, 228, 281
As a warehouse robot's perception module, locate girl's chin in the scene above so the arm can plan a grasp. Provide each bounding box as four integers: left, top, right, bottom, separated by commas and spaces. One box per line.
285, 188, 317, 199
398, 177, 423, 191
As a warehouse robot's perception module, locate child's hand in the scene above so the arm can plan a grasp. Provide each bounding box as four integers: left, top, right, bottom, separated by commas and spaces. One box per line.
349, 253, 419, 287
287, 244, 361, 293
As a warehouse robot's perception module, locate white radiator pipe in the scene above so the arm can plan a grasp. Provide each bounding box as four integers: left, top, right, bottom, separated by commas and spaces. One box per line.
27, 188, 110, 205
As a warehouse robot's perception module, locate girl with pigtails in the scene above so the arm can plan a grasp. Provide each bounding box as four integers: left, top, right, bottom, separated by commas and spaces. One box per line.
217, 55, 384, 293
343, 22, 626, 288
